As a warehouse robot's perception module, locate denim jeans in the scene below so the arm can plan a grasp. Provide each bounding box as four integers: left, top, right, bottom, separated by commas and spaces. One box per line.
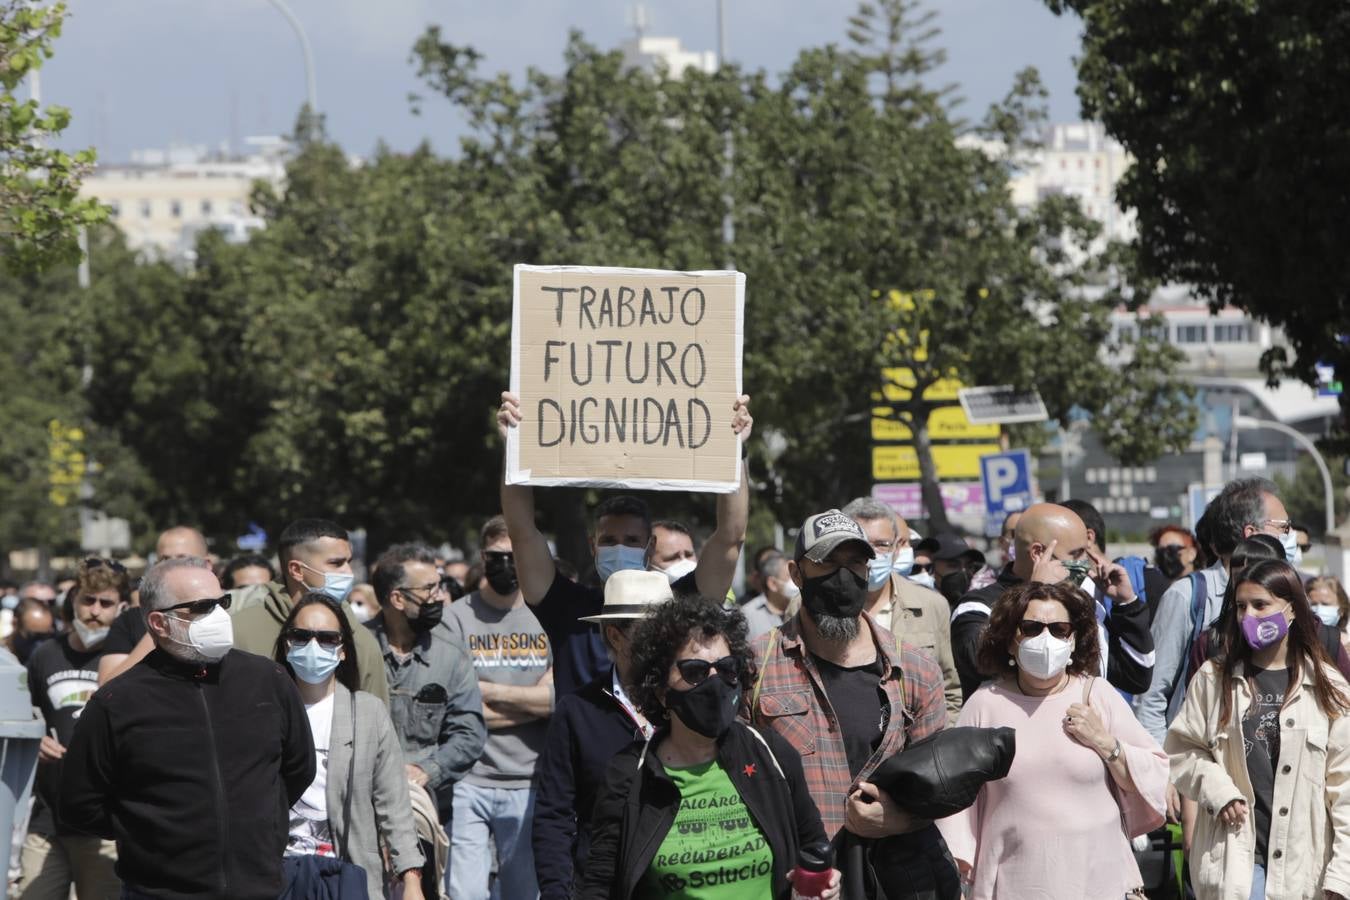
448, 782, 539, 900
1250, 863, 1265, 900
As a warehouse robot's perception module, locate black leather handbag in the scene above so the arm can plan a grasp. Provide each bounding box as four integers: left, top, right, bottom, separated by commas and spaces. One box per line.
868, 725, 1016, 820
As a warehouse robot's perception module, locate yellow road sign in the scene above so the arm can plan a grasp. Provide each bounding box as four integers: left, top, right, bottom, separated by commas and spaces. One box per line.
871, 405, 1000, 442
872, 443, 1002, 481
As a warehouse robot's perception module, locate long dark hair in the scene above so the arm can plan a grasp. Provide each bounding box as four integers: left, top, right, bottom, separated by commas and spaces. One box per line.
273, 592, 360, 693
976, 580, 1101, 677
1218, 560, 1350, 728
1206, 534, 1286, 662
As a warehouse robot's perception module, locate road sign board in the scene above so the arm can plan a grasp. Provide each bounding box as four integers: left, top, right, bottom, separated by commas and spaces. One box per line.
872, 443, 1002, 481
979, 449, 1034, 516
958, 386, 1049, 425
872, 482, 985, 520
870, 405, 1000, 442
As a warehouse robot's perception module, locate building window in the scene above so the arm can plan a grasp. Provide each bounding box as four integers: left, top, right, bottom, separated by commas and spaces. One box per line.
107, 200, 121, 217
139, 200, 152, 219
1115, 324, 1137, 343
170, 200, 182, 219
1213, 322, 1252, 343
201, 199, 213, 216
1174, 323, 1208, 344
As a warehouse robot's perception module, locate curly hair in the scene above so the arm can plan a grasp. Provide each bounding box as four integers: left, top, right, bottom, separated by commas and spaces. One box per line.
74, 558, 132, 605
976, 580, 1101, 678
628, 595, 755, 722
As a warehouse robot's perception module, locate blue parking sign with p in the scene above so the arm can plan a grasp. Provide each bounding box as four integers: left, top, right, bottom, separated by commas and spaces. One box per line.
980, 450, 1033, 516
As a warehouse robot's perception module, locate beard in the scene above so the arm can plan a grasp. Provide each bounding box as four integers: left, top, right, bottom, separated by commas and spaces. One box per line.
805, 606, 860, 643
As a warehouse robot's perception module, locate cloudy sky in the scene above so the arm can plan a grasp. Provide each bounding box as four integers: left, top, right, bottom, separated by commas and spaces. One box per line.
41, 0, 1085, 163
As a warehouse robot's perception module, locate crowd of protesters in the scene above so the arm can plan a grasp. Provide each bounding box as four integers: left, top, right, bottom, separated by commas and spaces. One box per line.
0, 392, 1345, 900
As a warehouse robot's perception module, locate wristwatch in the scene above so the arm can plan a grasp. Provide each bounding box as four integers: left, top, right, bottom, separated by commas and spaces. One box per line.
1106, 740, 1122, 762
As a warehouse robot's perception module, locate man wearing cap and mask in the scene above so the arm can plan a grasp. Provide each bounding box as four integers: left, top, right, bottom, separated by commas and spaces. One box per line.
229, 518, 389, 702
532, 570, 672, 900
949, 502, 1150, 700
496, 391, 753, 696
841, 498, 962, 722
750, 509, 947, 850
60, 557, 315, 900
912, 533, 987, 609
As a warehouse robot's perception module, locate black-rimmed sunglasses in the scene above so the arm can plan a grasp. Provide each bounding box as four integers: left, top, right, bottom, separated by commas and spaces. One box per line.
911, 562, 934, 575
1017, 620, 1073, 640
286, 628, 342, 649
84, 557, 126, 573
675, 655, 742, 687
78, 594, 120, 610
163, 594, 232, 616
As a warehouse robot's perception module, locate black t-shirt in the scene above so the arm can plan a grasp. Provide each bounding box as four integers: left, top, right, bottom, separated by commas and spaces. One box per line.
26, 635, 105, 835
1243, 665, 1288, 865
533, 568, 699, 698
104, 605, 146, 655
812, 653, 886, 778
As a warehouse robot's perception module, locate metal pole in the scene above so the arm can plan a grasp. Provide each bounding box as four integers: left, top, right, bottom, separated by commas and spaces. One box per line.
1059, 426, 1071, 502
1235, 416, 1336, 533
265, 0, 318, 115
716, 0, 734, 268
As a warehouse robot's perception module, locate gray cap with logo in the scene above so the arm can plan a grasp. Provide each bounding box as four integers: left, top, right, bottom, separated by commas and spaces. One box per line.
793, 509, 877, 564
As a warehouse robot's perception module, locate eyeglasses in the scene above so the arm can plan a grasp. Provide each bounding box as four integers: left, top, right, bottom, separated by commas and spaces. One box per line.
911, 562, 934, 575
286, 628, 342, 649
868, 539, 895, 552
78, 595, 120, 610
1299, 543, 1312, 553
1260, 518, 1293, 535
484, 550, 514, 563
674, 655, 742, 687
1017, 620, 1074, 640
397, 582, 446, 605
163, 594, 232, 616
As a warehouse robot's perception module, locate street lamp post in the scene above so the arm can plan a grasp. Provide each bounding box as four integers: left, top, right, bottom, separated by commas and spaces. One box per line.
265, 0, 318, 115
1234, 415, 1336, 534
716, 0, 734, 267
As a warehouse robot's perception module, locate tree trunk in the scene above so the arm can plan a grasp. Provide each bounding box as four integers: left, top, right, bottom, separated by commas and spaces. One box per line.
912, 409, 952, 533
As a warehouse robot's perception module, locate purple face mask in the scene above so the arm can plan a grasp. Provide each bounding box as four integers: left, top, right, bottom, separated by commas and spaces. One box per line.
1241, 607, 1290, 651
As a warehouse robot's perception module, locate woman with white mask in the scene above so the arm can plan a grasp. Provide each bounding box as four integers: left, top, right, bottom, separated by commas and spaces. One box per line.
273, 593, 425, 899
938, 580, 1167, 899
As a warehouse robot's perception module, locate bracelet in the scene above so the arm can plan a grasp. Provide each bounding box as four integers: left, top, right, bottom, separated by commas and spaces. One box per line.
1106, 740, 1122, 762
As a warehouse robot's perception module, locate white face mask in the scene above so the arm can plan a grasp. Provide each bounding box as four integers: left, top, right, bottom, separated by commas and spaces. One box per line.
657, 557, 697, 584
891, 546, 915, 577
163, 605, 234, 663
907, 571, 936, 590
596, 545, 647, 582
1017, 630, 1075, 680
1280, 531, 1303, 565
71, 617, 110, 650
350, 601, 376, 624
866, 554, 894, 591
1313, 604, 1340, 627
779, 577, 801, 600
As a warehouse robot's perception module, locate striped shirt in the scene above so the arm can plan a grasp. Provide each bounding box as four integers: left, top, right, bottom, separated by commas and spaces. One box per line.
750, 611, 946, 838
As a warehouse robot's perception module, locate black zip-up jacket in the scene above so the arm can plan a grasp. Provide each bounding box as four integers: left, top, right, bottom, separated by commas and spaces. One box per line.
59, 649, 315, 900
579, 721, 828, 900
951, 564, 1154, 699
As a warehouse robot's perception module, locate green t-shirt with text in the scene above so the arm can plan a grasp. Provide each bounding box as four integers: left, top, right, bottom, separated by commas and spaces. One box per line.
635, 759, 774, 900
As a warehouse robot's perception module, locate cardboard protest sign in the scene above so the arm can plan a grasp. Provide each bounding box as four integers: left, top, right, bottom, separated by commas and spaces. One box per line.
507, 264, 744, 492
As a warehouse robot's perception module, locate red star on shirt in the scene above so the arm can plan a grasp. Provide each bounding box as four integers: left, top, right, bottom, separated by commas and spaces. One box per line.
743, 764, 756, 777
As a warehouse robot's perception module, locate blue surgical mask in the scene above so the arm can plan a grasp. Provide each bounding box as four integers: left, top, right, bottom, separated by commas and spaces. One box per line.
595, 544, 647, 582
302, 563, 354, 604
866, 554, 893, 591
1313, 604, 1340, 628
891, 546, 915, 577
1280, 531, 1303, 565
287, 638, 342, 685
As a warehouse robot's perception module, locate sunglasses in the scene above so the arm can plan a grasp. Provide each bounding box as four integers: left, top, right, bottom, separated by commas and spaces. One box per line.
84, 557, 126, 574
163, 594, 232, 616
1017, 620, 1074, 640
911, 562, 934, 575
1298, 544, 1312, 553
78, 595, 120, 610
674, 655, 742, 687
286, 627, 342, 649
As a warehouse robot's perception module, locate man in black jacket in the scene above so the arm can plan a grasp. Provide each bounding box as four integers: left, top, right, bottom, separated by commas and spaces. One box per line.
60, 557, 315, 900
950, 502, 1153, 699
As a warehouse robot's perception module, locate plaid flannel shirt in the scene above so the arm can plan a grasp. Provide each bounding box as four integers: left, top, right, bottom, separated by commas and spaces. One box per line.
750, 611, 947, 838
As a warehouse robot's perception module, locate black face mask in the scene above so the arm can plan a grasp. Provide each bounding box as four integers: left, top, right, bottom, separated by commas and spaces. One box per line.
939, 570, 971, 606
1155, 546, 1186, 579
800, 566, 868, 621
665, 675, 741, 739
484, 553, 519, 596
408, 599, 445, 633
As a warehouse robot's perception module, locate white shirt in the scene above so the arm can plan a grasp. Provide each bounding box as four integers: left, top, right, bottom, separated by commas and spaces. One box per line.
286, 692, 336, 857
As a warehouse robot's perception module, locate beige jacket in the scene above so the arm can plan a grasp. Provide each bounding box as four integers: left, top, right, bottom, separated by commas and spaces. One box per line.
1166, 659, 1350, 900
880, 573, 962, 722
